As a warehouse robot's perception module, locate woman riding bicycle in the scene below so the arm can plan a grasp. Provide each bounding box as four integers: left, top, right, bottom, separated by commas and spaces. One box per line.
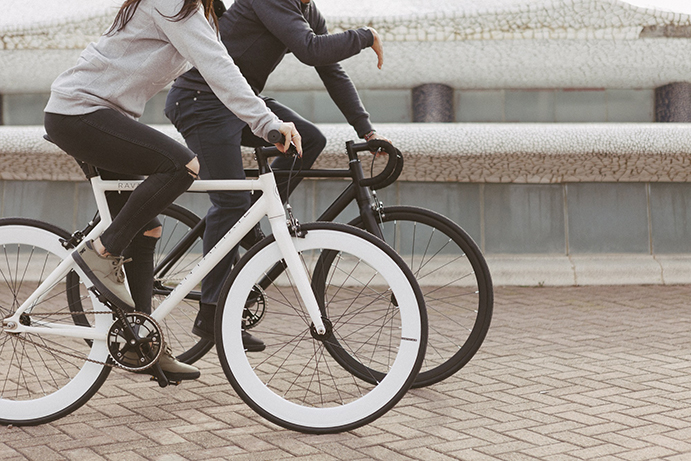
43, 0, 301, 382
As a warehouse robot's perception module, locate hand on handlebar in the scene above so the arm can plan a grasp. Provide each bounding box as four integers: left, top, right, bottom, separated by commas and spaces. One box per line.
366, 132, 393, 156
275, 122, 302, 157
368, 27, 384, 70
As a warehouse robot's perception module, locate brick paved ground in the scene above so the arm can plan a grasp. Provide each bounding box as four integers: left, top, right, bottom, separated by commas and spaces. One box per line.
3, 285, 691, 460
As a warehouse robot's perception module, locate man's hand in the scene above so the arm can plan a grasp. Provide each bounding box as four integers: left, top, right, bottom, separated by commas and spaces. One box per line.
368, 27, 384, 69
275, 122, 302, 156
365, 131, 392, 156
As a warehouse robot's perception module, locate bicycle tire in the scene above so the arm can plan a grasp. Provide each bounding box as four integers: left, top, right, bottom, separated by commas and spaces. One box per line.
0, 218, 111, 425
215, 222, 427, 433
333, 206, 493, 388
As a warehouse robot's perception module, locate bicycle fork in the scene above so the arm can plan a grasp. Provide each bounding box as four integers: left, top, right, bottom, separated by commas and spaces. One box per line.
265, 190, 327, 336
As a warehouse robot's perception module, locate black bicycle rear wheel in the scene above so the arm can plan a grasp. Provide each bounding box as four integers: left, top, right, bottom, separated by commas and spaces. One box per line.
151, 204, 212, 364
66, 204, 213, 364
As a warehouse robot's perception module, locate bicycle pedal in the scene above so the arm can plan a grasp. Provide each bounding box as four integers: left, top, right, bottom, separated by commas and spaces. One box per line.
149, 376, 180, 386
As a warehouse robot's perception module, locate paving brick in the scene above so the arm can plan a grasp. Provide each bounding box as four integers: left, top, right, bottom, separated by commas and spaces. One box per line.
448, 448, 505, 460
308, 441, 365, 459
617, 445, 678, 461
14, 445, 66, 461
0, 443, 21, 460
7, 286, 691, 459
519, 441, 581, 458
104, 451, 148, 461
639, 433, 691, 452
401, 447, 458, 460
61, 448, 107, 461
357, 445, 416, 460
175, 446, 245, 460
6, 433, 73, 449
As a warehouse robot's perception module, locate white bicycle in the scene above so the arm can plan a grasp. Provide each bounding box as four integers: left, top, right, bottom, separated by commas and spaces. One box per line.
0, 136, 427, 433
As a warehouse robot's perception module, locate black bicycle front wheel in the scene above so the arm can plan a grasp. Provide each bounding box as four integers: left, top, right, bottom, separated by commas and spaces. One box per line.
338, 206, 493, 388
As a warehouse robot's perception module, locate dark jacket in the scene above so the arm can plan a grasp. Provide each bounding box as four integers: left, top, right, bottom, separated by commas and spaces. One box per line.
173, 0, 374, 137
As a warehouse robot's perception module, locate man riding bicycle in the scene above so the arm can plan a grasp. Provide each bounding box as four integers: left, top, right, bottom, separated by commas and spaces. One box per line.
165, 0, 391, 349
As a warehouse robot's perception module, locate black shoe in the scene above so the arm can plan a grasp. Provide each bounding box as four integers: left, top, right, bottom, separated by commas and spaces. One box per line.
192, 303, 215, 341
240, 223, 265, 250
193, 303, 266, 352
242, 330, 265, 352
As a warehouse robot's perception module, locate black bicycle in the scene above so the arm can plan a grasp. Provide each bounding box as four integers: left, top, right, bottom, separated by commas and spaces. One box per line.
67, 139, 492, 388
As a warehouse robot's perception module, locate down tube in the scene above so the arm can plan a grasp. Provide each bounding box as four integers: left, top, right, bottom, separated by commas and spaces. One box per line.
150, 194, 271, 322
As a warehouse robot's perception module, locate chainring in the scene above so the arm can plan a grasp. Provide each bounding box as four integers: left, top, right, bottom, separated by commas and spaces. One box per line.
107, 312, 164, 371
242, 284, 266, 329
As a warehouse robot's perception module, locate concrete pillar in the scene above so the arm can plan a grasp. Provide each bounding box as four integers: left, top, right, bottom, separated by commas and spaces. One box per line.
0, 94, 3, 125
655, 82, 691, 122
412, 84, 454, 123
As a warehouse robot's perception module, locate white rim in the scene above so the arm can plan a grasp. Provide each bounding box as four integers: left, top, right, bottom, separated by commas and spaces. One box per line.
0, 225, 109, 422
219, 229, 423, 429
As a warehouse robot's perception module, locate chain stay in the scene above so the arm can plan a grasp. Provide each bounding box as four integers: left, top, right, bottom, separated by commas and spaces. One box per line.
7, 309, 160, 371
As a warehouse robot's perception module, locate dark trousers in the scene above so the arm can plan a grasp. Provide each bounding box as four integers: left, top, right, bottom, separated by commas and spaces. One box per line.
44, 109, 197, 312
165, 87, 326, 305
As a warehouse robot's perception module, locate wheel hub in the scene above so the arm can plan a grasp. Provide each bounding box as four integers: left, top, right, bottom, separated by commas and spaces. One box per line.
309, 317, 333, 341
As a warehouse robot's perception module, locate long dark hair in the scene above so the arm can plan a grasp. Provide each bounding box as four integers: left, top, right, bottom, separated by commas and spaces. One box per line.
106, 0, 218, 36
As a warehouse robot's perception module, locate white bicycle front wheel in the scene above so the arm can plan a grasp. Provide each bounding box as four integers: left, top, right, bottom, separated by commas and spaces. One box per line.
0, 219, 111, 425
215, 222, 427, 433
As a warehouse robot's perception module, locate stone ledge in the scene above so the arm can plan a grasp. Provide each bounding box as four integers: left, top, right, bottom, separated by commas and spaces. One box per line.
488, 254, 691, 286
3, 123, 691, 183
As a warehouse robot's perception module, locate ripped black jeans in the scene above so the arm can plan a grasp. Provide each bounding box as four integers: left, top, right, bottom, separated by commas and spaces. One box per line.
45, 109, 197, 312
45, 109, 196, 254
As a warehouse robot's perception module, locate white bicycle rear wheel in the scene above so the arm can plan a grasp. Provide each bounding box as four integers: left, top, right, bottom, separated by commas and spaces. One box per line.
216, 223, 426, 433
0, 219, 110, 425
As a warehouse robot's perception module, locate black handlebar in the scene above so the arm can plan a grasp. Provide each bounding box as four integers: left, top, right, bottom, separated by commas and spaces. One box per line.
257, 134, 403, 190
260, 130, 300, 158
350, 139, 404, 190
267, 129, 283, 144
371, 145, 404, 191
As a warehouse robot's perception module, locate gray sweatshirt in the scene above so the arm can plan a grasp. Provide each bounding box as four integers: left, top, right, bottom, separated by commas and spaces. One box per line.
45, 0, 281, 140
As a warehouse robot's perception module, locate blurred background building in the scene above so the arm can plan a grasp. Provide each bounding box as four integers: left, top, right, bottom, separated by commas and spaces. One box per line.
2, 0, 691, 284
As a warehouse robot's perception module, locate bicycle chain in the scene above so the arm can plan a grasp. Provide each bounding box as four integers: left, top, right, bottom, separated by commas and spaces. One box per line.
8, 310, 158, 371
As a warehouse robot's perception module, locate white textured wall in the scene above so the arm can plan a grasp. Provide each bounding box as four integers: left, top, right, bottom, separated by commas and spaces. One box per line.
4, 123, 691, 183
1, 0, 690, 93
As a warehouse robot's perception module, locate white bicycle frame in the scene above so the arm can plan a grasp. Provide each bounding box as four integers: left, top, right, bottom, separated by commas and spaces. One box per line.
2, 170, 326, 340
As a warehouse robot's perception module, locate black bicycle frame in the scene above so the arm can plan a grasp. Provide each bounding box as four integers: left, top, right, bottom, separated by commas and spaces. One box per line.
151, 139, 403, 294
